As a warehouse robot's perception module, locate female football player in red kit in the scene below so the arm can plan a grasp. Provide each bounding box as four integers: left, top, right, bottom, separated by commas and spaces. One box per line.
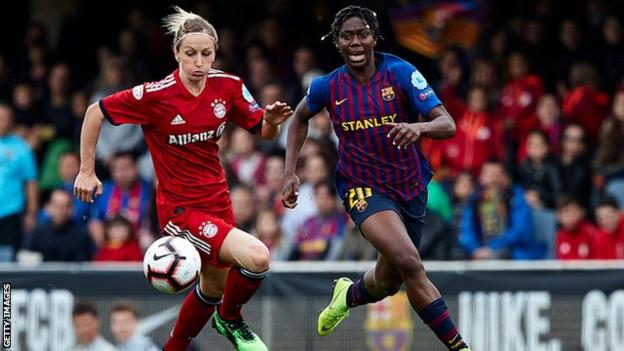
74, 7, 291, 351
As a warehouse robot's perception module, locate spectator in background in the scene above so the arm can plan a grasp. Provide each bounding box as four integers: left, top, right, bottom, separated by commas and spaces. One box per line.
289, 46, 324, 101
521, 19, 549, 78
500, 52, 543, 165
600, 16, 624, 91
517, 130, 562, 209
38, 64, 77, 193
593, 196, 624, 259
484, 29, 510, 68
0, 104, 38, 261
12, 83, 39, 139
518, 94, 562, 161
91, 152, 151, 246
289, 180, 348, 260
94, 215, 142, 262
426, 180, 453, 223
435, 48, 466, 118
337, 224, 377, 261
280, 152, 330, 244
593, 90, 624, 181
28, 189, 93, 262
253, 209, 286, 261
53, 151, 90, 223
22, 44, 49, 96
247, 56, 274, 95
459, 161, 539, 259
72, 302, 115, 351
470, 58, 499, 100
307, 110, 339, 147
117, 29, 150, 83
70, 91, 88, 143
558, 124, 592, 209
230, 184, 257, 233
215, 27, 241, 72
229, 127, 267, 186
553, 19, 591, 88
258, 82, 289, 150
448, 172, 475, 259
594, 90, 624, 206
256, 17, 289, 78
255, 152, 286, 216
555, 196, 597, 260
561, 62, 610, 141
92, 57, 145, 166
110, 301, 159, 351
438, 85, 504, 176
44, 63, 75, 141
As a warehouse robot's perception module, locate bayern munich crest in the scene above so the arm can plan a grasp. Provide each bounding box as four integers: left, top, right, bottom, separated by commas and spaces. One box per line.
211, 99, 227, 118
132, 84, 144, 100
199, 221, 219, 238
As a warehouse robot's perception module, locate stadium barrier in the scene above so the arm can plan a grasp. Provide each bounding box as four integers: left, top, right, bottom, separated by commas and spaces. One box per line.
1, 260, 624, 351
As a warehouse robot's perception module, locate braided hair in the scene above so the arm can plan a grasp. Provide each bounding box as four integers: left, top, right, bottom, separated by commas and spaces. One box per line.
322, 5, 382, 44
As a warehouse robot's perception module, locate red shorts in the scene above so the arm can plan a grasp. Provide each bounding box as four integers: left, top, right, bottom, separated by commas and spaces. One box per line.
161, 206, 235, 268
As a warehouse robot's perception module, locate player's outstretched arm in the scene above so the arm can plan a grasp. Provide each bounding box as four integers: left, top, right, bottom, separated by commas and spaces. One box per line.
387, 105, 456, 149
281, 97, 316, 208
259, 101, 293, 140
74, 102, 104, 203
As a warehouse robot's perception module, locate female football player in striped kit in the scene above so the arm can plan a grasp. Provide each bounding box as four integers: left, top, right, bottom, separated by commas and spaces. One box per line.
282, 5, 471, 351
75, 6, 292, 351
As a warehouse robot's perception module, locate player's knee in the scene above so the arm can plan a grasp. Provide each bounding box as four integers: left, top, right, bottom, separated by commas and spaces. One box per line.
394, 253, 424, 277
246, 244, 271, 273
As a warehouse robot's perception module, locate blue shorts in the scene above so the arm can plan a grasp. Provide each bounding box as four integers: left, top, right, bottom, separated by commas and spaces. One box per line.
341, 186, 428, 248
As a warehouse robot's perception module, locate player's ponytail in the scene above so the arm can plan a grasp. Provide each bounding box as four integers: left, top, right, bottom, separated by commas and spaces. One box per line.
163, 6, 219, 51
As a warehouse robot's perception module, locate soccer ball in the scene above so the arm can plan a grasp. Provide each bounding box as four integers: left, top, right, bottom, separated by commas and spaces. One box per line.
143, 236, 201, 294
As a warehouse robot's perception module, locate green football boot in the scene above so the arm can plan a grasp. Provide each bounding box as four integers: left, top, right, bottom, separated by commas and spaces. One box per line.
212, 311, 268, 351
317, 277, 353, 336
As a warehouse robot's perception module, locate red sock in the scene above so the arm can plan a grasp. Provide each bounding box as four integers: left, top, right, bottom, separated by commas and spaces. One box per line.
219, 267, 267, 320
164, 285, 220, 351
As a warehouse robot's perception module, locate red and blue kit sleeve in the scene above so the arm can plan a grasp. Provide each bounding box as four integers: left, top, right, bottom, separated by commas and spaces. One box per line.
305, 76, 330, 114
99, 84, 152, 126
230, 81, 265, 134
393, 62, 442, 118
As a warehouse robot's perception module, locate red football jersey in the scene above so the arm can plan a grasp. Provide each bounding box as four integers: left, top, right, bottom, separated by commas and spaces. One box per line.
555, 221, 598, 260
100, 69, 264, 225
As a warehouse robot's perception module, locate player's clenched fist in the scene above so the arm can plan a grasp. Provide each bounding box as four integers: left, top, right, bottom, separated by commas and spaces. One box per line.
281, 174, 300, 208
74, 171, 103, 203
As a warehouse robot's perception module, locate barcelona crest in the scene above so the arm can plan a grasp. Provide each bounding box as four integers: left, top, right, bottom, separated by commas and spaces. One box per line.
365, 292, 413, 351
381, 87, 395, 101
347, 187, 372, 213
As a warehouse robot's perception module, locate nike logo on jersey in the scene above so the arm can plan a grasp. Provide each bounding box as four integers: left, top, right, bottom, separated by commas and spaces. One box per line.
170, 114, 186, 125
335, 98, 348, 106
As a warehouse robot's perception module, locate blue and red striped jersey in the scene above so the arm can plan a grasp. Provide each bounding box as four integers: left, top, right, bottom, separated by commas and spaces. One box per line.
306, 52, 441, 201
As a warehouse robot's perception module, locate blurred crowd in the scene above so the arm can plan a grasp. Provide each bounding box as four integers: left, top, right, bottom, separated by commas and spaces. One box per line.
1, 0, 624, 264
73, 300, 161, 351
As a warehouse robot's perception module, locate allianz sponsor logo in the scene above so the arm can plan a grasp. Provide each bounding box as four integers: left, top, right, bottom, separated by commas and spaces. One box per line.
168, 122, 226, 146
